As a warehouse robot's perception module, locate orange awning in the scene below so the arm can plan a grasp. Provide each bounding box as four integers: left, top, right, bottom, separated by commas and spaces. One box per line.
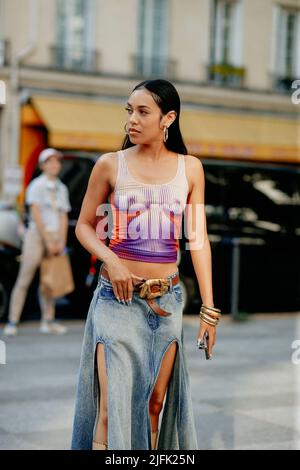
31, 95, 125, 151
29, 94, 300, 162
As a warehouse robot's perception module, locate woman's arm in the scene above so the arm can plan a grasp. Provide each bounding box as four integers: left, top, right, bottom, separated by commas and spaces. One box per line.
75, 154, 119, 265
75, 153, 143, 303
185, 156, 216, 358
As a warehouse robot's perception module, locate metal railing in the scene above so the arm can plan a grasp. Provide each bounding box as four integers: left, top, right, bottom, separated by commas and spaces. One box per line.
208, 62, 246, 87
131, 54, 177, 79
50, 45, 100, 73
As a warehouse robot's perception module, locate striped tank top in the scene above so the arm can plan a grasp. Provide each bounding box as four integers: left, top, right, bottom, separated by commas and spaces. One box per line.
108, 150, 189, 263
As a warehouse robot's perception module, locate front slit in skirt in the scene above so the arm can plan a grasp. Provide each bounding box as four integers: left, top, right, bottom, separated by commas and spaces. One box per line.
70, 267, 198, 450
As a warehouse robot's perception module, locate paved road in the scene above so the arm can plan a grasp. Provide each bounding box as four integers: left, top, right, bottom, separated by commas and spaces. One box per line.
1, 313, 300, 450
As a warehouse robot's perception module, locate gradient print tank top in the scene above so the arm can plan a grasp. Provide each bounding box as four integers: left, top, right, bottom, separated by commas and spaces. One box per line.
108, 151, 189, 263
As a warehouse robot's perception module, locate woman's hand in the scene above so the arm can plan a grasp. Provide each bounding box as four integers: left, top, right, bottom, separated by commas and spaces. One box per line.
46, 240, 64, 256
56, 240, 66, 254
197, 320, 216, 359
105, 260, 144, 304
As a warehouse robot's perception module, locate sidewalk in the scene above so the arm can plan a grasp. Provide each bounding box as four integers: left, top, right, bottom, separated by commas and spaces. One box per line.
0, 313, 300, 450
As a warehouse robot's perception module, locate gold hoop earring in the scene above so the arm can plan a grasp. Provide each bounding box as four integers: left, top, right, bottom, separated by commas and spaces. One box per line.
124, 122, 130, 134
163, 126, 169, 143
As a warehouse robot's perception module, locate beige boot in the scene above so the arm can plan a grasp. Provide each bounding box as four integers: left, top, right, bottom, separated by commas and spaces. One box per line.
151, 431, 158, 450
92, 440, 108, 450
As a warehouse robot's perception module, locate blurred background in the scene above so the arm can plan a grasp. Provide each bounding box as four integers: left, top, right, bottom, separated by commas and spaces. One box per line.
0, 0, 300, 452
0, 0, 299, 320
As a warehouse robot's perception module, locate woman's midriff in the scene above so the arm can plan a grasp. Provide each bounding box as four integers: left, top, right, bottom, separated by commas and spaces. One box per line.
101, 258, 178, 281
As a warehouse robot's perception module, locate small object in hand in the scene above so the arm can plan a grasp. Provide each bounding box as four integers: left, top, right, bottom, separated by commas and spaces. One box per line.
197, 333, 211, 360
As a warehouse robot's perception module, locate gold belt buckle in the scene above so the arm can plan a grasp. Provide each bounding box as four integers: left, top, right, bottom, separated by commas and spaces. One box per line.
139, 278, 170, 300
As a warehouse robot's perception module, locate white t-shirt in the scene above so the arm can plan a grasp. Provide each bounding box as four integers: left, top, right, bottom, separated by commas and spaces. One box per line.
26, 174, 71, 231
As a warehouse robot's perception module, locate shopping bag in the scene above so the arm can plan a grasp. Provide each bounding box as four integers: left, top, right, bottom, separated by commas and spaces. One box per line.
40, 252, 75, 298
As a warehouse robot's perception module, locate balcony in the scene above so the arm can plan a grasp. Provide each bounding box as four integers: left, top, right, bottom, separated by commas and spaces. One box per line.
131, 55, 177, 79
50, 45, 100, 73
208, 62, 246, 87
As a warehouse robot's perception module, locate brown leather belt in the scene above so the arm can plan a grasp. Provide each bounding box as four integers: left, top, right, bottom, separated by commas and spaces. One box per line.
101, 268, 179, 317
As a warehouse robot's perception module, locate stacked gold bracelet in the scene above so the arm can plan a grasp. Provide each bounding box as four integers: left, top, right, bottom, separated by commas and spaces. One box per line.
199, 304, 221, 327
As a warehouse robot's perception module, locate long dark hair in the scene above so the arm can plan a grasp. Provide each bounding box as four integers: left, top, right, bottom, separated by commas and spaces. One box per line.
122, 79, 188, 155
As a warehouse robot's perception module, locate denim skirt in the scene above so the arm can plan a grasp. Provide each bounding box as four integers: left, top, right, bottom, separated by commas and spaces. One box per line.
70, 266, 198, 450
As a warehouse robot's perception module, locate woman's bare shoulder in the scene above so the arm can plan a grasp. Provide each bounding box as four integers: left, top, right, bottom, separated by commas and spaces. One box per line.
184, 154, 204, 188
95, 152, 118, 168
184, 154, 204, 170
93, 152, 118, 183
96, 151, 126, 190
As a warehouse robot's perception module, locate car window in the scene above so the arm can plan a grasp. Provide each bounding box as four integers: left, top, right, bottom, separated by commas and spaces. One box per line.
202, 161, 300, 238
59, 158, 95, 210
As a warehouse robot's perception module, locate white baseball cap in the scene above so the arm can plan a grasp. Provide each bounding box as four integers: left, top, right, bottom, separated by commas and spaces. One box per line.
38, 148, 63, 165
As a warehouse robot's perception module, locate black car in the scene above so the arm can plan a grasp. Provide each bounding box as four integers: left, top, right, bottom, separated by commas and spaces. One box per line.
179, 158, 300, 315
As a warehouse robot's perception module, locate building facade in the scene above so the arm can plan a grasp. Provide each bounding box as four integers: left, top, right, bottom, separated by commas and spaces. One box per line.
0, 0, 299, 197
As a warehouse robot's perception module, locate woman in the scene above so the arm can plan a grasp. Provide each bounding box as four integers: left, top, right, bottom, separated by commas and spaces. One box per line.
3, 148, 70, 336
71, 79, 220, 451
